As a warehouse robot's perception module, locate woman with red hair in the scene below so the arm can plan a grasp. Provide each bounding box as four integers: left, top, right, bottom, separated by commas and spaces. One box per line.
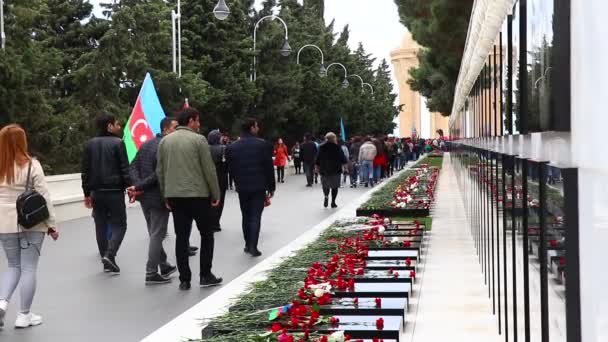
0, 124, 58, 329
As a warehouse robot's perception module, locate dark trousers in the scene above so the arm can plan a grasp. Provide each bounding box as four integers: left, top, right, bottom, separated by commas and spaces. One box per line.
167, 197, 214, 283
323, 187, 338, 204
294, 159, 302, 174
141, 201, 171, 274
238, 191, 266, 250
350, 163, 359, 185
276, 166, 285, 182
212, 173, 228, 229
303, 163, 314, 185
91, 191, 127, 258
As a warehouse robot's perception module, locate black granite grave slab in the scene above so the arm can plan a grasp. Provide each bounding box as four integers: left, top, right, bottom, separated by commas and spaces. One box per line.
356, 207, 430, 218
320, 297, 408, 318
316, 314, 403, 340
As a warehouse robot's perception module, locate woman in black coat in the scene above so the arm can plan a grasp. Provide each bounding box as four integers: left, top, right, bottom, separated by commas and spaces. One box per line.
315, 132, 347, 208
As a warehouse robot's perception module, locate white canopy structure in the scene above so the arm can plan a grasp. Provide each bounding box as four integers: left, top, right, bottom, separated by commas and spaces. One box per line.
449, 0, 514, 127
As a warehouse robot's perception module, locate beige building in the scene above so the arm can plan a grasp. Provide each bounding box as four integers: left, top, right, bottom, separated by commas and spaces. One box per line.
390, 32, 449, 138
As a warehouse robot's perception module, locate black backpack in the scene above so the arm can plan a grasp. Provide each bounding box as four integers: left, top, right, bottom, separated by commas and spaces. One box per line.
16, 161, 50, 229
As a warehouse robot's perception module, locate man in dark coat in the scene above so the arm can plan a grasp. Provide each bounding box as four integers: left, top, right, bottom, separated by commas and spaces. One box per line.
81, 113, 131, 274
300, 133, 318, 187
348, 136, 362, 188
207, 129, 228, 232
129, 117, 178, 285
226, 118, 276, 257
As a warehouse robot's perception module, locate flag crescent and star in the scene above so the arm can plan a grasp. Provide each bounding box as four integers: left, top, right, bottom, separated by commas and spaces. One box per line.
123, 73, 167, 162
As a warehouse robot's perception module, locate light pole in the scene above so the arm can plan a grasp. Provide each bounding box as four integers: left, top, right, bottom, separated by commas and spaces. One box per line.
252, 15, 291, 81
349, 74, 365, 90
171, 10, 177, 74
296, 44, 326, 77
1, 0, 5, 50
326, 62, 349, 88
363, 83, 374, 95
171, 1, 183, 77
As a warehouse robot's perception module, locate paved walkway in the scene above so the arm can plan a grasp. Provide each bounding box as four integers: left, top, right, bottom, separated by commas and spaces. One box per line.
407, 155, 502, 342
0, 171, 369, 342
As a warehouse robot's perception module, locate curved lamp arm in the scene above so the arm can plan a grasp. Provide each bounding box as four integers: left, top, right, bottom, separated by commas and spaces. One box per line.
363, 83, 374, 95
349, 74, 365, 89
296, 44, 325, 65
534, 66, 553, 89
326, 62, 348, 78
252, 15, 290, 81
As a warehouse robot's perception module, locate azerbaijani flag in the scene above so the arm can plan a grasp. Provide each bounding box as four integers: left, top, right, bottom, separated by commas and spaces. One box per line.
340, 117, 347, 142
123, 73, 166, 162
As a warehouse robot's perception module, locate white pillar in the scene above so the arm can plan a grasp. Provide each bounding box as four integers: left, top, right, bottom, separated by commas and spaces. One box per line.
571, 1, 608, 341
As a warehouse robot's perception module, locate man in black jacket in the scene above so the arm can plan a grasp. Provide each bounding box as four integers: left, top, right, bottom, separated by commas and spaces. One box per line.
300, 133, 318, 187
81, 114, 131, 274
128, 117, 178, 285
226, 118, 275, 257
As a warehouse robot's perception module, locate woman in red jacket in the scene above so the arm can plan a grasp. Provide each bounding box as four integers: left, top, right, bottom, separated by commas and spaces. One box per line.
273, 138, 290, 183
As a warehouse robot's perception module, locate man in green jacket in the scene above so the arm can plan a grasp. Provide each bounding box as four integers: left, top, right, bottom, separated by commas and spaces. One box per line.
157, 107, 222, 290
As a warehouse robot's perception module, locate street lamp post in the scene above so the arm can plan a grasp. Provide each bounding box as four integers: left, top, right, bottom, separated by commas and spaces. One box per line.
1, 0, 5, 50
171, 10, 177, 74
171, 1, 183, 77
296, 44, 326, 77
349, 74, 365, 90
363, 83, 374, 95
326, 62, 349, 88
252, 15, 291, 81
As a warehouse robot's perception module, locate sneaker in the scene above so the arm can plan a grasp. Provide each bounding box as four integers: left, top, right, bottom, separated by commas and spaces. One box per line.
103, 264, 111, 273
146, 273, 171, 285
102, 256, 120, 275
324, 197, 329, 208
200, 273, 223, 288
15, 312, 42, 329
179, 281, 191, 291
0, 300, 7, 329
305, 184, 312, 187
331, 202, 338, 209
160, 265, 178, 278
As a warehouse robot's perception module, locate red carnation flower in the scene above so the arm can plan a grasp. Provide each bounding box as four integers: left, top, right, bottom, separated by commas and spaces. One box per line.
271, 323, 282, 332
330, 316, 340, 325
376, 317, 384, 330
375, 297, 382, 307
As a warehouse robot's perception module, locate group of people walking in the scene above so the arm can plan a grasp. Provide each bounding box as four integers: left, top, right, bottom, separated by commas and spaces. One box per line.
0, 109, 278, 328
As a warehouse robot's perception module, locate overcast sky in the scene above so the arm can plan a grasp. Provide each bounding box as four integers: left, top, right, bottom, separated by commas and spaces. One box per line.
89, 0, 409, 134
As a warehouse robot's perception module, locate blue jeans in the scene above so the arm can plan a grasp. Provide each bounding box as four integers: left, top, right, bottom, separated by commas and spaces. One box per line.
0, 232, 45, 313
360, 160, 373, 185
373, 166, 382, 183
